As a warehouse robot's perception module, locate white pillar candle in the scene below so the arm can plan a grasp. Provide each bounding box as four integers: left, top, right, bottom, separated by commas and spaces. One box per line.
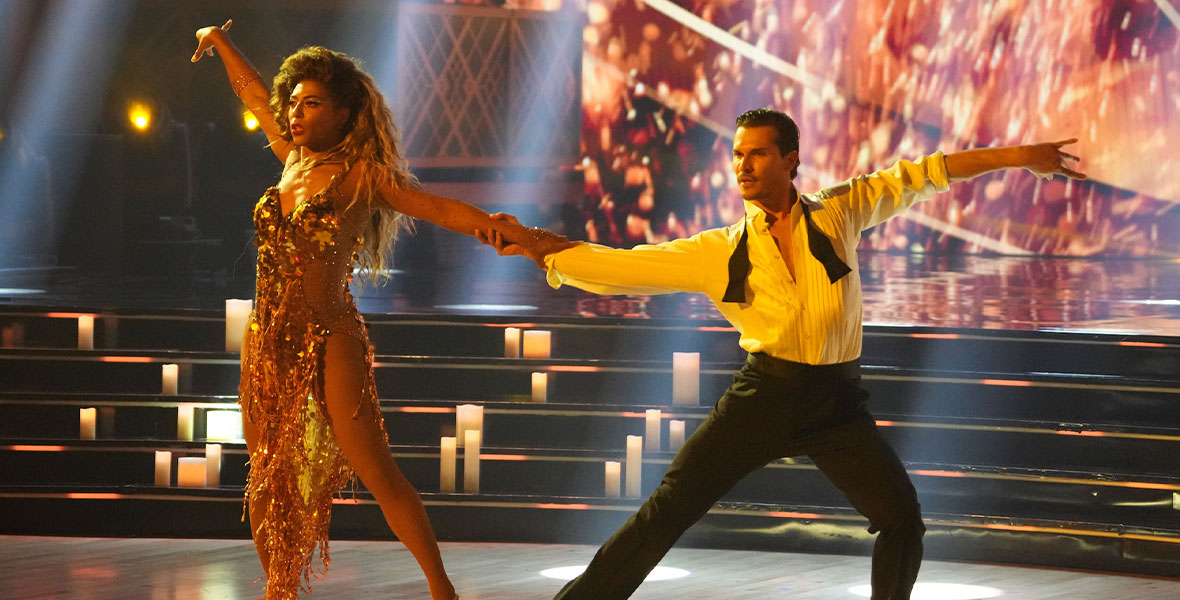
455, 404, 484, 447
440, 436, 457, 493
177, 457, 207, 488
205, 410, 243, 442
531, 372, 548, 402
79, 407, 96, 440
645, 409, 661, 451
161, 364, 179, 395
225, 299, 253, 352
669, 419, 686, 452
625, 435, 642, 498
77, 315, 94, 350
463, 429, 481, 493
154, 450, 171, 486
204, 444, 222, 488
504, 327, 521, 358
672, 352, 700, 406
522, 330, 551, 358
176, 405, 194, 441
604, 460, 621, 498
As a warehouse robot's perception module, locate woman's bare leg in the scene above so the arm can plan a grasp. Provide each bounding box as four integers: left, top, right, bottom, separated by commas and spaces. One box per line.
321, 333, 456, 600
240, 410, 270, 573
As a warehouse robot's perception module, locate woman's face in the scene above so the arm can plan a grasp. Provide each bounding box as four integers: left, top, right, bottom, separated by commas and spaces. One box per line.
287, 79, 350, 152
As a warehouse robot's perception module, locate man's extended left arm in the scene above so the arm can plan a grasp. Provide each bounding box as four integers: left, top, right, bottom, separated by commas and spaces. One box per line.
832, 139, 1086, 233
944, 139, 1086, 182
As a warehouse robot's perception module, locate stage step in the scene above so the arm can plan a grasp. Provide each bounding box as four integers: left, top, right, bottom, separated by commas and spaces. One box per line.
2, 351, 1179, 425
1, 484, 1177, 578
2, 392, 1177, 475
3, 438, 1178, 531
3, 308, 1179, 378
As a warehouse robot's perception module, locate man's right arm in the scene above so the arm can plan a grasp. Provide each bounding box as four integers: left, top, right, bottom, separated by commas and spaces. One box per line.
544, 233, 718, 296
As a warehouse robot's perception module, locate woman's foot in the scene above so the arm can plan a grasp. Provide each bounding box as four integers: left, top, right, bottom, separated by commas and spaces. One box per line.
428, 581, 457, 600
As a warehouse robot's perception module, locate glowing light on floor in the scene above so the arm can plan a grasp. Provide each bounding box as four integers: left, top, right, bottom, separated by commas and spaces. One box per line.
540, 566, 690, 582
434, 304, 538, 312
0, 288, 45, 295
1120, 299, 1180, 306
848, 582, 1003, 599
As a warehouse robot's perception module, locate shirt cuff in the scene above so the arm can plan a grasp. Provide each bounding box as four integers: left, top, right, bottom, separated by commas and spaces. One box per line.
544, 245, 576, 289
928, 151, 951, 193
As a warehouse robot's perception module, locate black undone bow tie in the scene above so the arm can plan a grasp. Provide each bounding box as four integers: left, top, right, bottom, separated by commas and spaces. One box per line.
722, 201, 852, 303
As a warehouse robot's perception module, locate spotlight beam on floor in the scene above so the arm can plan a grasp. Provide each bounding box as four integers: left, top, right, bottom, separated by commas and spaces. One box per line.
539, 565, 690, 582
849, 582, 1004, 599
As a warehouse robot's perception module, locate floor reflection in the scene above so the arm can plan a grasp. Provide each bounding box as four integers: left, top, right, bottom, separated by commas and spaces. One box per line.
857, 254, 1180, 335
2, 254, 1179, 336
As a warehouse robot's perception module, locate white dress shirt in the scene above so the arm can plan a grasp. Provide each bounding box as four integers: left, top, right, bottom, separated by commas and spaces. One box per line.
545, 152, 950, 365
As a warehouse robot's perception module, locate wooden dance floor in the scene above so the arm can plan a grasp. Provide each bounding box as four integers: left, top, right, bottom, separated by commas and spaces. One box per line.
5, 536, 1179, 600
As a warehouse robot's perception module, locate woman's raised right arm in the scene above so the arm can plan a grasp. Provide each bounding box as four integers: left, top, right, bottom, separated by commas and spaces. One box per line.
191, 20, 292, 162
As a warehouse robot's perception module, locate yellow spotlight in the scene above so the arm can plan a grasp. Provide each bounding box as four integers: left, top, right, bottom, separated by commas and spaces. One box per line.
242, 109, 259, 131
128, 102, 152, 131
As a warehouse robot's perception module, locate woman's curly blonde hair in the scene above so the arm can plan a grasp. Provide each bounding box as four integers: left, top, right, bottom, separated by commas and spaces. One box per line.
270, 45, 415, 286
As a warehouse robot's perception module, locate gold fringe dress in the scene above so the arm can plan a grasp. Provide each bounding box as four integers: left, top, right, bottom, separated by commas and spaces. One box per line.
239, 172, 387, 599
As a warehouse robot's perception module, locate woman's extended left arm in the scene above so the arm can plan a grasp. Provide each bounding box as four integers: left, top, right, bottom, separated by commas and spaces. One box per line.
383, 183, 526, 238
379, 179, 570, 266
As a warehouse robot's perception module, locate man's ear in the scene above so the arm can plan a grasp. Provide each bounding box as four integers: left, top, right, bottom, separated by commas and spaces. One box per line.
785, 149, 799, 175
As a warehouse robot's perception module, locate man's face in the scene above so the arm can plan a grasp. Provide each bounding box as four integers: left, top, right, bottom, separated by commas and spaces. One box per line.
732, 125, 797, 209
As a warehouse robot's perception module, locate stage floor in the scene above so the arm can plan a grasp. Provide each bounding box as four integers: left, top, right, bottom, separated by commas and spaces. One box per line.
4, 536, 1179, 600
3, 254, 1180, 336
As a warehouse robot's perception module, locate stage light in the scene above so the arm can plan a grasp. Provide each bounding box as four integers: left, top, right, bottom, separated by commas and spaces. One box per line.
848, 582, 1003, 599
127, 101, 151, 131
539, 566, 690, 582
242, 109, 259, 131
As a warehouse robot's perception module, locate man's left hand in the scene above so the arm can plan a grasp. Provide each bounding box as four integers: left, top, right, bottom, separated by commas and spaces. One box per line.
1024, 139, 1087, 180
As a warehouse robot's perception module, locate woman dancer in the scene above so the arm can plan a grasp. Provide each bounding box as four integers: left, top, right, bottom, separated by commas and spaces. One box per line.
192, 20, 544, 600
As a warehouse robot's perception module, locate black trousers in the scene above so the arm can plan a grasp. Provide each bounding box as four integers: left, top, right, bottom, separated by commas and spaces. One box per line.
554, 353, 924, 600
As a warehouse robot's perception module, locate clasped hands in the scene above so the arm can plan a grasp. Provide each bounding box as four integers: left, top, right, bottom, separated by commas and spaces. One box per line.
475, 214, 577, 269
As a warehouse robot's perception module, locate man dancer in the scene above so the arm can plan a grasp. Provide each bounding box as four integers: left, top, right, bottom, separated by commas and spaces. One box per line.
481, 108, 1085, 599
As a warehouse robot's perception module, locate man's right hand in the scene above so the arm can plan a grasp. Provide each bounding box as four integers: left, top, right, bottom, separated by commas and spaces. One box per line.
475, 213, 577, 270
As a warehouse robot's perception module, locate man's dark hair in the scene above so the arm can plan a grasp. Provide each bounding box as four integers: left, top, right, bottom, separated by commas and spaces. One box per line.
736, 108, 800, 179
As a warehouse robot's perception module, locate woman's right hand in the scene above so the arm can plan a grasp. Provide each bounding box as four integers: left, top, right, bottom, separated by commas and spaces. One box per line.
191, 19, 232, 63
475, 214, 578, 270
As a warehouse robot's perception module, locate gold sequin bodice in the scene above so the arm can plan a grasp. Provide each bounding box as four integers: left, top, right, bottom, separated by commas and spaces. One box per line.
252, 180, 367, 342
